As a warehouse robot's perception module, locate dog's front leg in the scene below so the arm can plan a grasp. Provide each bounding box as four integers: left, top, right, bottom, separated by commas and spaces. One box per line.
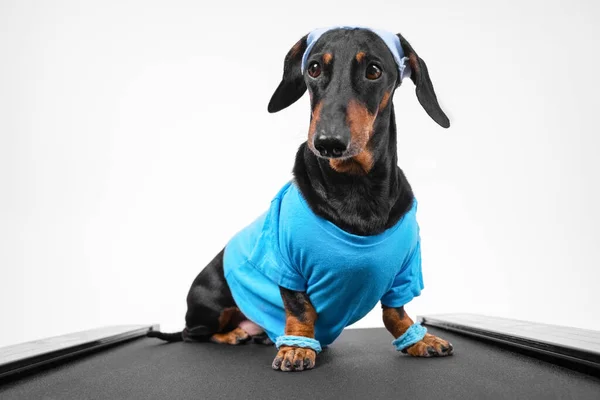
272, 287, 319, 372
382, 305, 454, 357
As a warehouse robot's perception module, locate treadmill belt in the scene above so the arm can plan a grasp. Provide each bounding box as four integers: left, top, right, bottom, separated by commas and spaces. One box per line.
1, 326, 599, 399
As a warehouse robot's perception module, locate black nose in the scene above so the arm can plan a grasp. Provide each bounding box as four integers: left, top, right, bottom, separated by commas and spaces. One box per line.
313, 136, 347, 158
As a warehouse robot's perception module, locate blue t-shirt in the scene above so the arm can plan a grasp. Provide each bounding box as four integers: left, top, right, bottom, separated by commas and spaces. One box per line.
223, 181, 423, 347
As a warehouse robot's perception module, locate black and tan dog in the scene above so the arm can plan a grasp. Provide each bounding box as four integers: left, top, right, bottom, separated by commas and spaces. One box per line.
149, 27, 453, 371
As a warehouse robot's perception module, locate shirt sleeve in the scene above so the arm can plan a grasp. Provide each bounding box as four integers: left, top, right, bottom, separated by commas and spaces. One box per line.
245, 235, 307, 292
272, 255, 307, 292
380, 239, 424, 308
244, 192, 308, 293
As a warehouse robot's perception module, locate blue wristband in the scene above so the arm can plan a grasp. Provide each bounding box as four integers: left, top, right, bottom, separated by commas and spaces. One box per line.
392, 323, 427, 351
275, 335, 322, 354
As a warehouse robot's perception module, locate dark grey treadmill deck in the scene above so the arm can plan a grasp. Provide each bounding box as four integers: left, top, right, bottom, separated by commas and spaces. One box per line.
1, 327, 600, 400
419, 313, 600, 370
0, 325, 156, 379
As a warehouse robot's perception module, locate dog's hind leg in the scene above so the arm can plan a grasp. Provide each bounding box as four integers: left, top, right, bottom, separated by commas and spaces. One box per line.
182, 248, 239, 342
207, 307, 249, 345
210, 327, 250, 345
149, 247, 270, 345
149, 248, 236, 343
209, 309, 270, 345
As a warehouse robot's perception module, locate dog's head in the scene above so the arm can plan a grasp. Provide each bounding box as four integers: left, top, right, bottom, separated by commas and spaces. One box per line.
268, 27, 449, 165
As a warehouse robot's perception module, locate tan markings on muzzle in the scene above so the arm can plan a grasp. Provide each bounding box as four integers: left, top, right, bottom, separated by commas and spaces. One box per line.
346, 99, 376, 143
329, 99, 376, 175
307, 101, 323, 152
330, 151, 374, 175
323, 53, 333, 65
355, 51, 366, 62
379, 91, 391, 111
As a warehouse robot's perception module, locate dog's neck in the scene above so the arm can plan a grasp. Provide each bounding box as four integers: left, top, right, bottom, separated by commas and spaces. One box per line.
293, 103, 415, 236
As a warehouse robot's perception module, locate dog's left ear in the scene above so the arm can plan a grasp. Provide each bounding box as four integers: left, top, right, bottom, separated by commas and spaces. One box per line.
268, 35, 308, 113
397, 33, 450, 128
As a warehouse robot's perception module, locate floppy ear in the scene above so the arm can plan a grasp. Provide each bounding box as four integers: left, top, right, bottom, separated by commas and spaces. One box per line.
397, 33, 450, 128
267, 35, 308, 113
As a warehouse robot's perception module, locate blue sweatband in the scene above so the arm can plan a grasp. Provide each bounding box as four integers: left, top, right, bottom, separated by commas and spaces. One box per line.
392, 323, 427, 351
301, 26, 412, 83
275, 335, 322, 354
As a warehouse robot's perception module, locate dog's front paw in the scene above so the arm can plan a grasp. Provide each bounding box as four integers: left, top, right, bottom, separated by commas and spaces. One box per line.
272, 346, 316, 372
403, 333, 454, 357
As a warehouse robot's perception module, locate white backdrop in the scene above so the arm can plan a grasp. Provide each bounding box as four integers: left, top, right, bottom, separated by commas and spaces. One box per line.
1, 0, 599, 348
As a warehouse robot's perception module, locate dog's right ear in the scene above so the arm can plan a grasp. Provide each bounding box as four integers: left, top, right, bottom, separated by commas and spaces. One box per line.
267, 35, 308, 113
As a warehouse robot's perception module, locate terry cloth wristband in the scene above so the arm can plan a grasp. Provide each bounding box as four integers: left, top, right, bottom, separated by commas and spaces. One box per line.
301, 26, 412, 83
392, 323, 427, 351
276, 335, 322, 354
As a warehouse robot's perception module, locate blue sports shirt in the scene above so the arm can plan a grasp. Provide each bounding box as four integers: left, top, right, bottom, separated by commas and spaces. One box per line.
223, 181, 423, 347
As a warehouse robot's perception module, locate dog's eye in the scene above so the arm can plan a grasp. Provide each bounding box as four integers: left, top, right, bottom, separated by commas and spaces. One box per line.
366, 63, 382, 80
307, 62, 321, 78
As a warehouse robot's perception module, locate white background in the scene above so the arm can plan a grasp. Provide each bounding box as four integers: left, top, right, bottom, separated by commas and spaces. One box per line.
1, 0, 599, 348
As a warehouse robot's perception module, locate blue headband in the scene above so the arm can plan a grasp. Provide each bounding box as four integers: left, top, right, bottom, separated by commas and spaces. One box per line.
300, 26, 412, 82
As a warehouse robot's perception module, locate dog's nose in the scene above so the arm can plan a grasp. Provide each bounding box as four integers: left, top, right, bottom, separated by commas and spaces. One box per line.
314, 136, 347, 158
